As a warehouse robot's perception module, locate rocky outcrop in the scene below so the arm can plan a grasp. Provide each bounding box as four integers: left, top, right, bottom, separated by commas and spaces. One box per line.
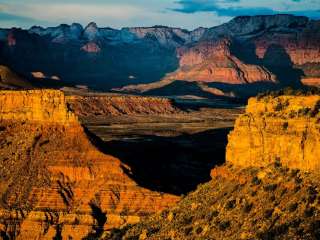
0, 90, 179, 239
226, 95, 320, 170
168, 39, 276, 84
66, 94, 181, 118
0, 90, 77, 124
0, 65, 33, 89
81, 42, 101, 53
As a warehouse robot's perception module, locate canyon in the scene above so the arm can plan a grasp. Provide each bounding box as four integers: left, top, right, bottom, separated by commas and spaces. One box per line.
119, 93, 320, 240
1, 13, 320, 240
0, 90, 181, 239
0, 15, 319, 98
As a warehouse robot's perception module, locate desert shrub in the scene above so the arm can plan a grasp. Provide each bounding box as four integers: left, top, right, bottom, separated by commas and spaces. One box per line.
195, 226, 203, 234
288, 203, 298, 212
264, 184, 278, 192
264, 209, 274, 219
304, 207, 315, 217
242, 202, 253, 213
282, 122, 289, 130
211, 210, 219, 218
252, 176, 262, 185
184, 226, 193, 235
256, 86, 320, 99
218, 221, 230, 231
225, 200, 236, 210
298, 107, 312, 116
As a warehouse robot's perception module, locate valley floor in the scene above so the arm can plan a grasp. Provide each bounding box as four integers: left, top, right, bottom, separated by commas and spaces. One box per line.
82, 105, 243, 195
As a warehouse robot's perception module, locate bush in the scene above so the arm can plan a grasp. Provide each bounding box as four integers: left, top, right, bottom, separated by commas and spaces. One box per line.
218, 221, 231, 231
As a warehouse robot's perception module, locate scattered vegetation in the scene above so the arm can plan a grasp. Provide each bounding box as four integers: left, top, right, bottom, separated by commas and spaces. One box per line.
107, 163, 320, 239
257, 87, 320, 99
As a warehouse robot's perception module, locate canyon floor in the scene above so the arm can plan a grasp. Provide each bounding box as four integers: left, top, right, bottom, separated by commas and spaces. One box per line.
80, 97, 244, 195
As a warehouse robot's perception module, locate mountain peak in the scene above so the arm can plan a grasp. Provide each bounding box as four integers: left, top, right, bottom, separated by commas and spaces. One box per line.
83, 22, 99, 41
85, 22, 98, 29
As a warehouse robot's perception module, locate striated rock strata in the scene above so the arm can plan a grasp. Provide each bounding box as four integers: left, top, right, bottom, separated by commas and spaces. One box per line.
227, 95, 320, 170
0, 90, 179, 239
169, 39, 276, 84
66, 94, 181, 118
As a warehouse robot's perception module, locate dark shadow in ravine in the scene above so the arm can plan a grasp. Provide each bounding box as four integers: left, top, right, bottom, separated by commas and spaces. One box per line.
84, 127, 231, 195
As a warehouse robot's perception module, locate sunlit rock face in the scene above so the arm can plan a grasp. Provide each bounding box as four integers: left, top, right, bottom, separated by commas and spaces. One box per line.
168, 39, 276, 84
227, 95, 320, 171
172, 15, 320, 86
0, 90, 179, 239
66, 95, 181, 117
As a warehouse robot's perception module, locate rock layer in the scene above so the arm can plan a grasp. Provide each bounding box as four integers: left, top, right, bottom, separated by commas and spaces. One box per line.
226, 95, 320, 170
0, 90, 179, 239
66, 94, 181, 118
169, 39, 276, 84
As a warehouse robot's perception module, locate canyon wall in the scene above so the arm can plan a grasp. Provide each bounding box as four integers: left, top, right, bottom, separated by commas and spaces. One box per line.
226, 95, 320, 170
0, 90, 77, 124
0, 90, 179, 239
169, 39, 276, 84
66, 94, 181, 118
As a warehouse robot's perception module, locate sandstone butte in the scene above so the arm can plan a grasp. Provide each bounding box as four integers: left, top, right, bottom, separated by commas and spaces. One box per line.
226, 95, 320, 171
0, 89, 179, 239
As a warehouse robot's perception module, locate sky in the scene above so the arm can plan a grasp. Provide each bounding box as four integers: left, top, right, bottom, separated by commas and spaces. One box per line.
0, 0, 319, 30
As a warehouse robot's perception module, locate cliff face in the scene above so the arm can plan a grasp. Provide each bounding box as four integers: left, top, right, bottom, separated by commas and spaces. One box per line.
169, 39, 276, 84
0, 90, 77, 124
227, 95, 320, 170
66, 94, 181, 118
0, 90, 179, 239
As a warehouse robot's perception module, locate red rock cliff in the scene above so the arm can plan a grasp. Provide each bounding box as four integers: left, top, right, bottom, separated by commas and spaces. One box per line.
0, 90, 179, 239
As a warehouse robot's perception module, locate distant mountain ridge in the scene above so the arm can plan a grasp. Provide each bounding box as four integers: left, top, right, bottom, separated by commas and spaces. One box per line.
0, 14, 319, 97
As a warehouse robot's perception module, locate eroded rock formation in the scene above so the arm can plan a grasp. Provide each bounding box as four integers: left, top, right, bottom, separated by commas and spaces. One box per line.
66, 94, 181, 118
0, 90, 179, 239
227, 95, 320, 170
168, 39, 276, 84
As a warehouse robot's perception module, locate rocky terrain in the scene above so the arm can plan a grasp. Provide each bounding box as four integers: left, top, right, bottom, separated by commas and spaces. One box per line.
0, 15, 319, 97
113, 94, 320, 239
227, 95, 320, 170
0, 65, 33, 89
66, 94, 182, 118
119, 163, 320, 240
0, 90, 179, 239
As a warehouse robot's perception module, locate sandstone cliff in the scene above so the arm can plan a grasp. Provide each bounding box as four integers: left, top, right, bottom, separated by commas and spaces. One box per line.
227, 95, 320, 170
0, 90, 179, 239
117, 94, 320, 240
66, 94, 181, 118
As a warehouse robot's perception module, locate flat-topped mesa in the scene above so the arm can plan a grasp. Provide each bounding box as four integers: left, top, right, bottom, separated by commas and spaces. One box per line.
226, 95, 320, 171
0, 90, 78, 124
66, 94, 181, 118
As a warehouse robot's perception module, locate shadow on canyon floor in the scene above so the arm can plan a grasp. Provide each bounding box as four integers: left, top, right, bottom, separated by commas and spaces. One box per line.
85, 127, 231, 195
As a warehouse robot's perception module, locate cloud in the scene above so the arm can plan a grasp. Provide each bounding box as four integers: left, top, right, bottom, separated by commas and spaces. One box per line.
3, 3, 145, 24
171, 0, 320, 18
0, 12, 50, 28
